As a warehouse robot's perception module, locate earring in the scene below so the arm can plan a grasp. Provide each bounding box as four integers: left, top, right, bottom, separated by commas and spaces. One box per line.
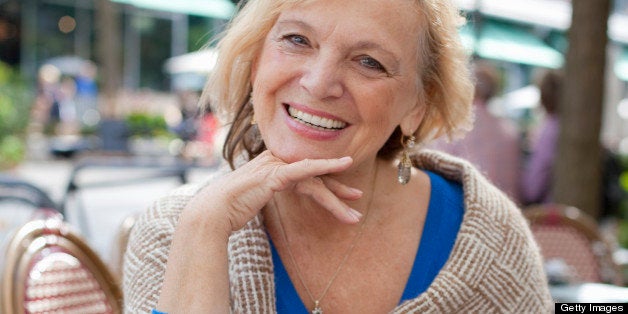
250, 112, 256, 125
397, 134, 415, 185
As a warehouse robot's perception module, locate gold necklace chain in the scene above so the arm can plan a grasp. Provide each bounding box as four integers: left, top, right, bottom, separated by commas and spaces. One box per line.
273, 162, 379, 314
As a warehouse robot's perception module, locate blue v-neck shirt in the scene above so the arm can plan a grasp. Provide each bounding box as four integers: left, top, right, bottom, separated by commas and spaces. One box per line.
270, 171, 464, 312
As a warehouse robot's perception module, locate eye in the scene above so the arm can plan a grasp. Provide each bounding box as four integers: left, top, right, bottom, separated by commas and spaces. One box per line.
282, 34, 310, 47
358, 56, 387, 73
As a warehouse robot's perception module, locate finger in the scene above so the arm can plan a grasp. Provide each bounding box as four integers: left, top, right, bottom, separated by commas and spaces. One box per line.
295, 177, 362, 224
321, 176, 363, 201
272, 157, 353, 190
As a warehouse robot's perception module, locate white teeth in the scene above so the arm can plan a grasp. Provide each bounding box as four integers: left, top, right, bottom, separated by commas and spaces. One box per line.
312, 115, 322, 126
288, 106, 347, 130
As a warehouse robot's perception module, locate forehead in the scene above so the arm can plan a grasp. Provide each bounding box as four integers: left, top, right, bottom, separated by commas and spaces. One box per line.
274, 0, 423, 54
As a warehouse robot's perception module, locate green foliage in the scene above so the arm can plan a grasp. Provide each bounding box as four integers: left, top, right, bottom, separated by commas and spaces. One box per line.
618, 165, 628, 248
0, 62, 33, 169
0, 136, 25, 167
620, 172, 628, 197
125, 112, 171, 138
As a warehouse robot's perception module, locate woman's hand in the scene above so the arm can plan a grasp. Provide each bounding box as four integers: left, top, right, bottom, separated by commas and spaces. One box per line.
185, 150, 363, 235
156, 151, 362, 313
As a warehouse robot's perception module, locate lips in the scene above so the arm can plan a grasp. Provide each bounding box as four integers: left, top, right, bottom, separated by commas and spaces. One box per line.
287, 106, 347, 130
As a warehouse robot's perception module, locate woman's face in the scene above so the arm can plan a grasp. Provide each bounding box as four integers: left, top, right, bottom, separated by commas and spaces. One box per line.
251, 0, 426, 167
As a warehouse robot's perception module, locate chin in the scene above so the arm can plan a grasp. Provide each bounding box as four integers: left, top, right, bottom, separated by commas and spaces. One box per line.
266, 143, 340, 163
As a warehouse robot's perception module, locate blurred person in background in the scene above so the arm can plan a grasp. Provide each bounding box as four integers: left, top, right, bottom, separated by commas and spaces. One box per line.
172, 90, 202, 142
172, 90, 222, 163
124, 0, 552, 312
55, 76, 79, 135
74, 63, 99, 128
521, 70, 562, 205
431, 61, 522, 203
31, 65, 61, 134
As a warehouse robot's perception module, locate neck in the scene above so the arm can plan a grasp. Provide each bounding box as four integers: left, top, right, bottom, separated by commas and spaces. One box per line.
271, 192, 357, 239
328, 156, 380, 191
265, 157, 382, 238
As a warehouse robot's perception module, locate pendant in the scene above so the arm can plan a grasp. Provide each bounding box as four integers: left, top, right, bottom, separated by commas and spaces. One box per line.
312, 301, 322, 314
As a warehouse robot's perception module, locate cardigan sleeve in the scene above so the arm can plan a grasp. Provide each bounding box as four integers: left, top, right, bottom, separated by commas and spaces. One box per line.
122, 185, 199, 314
497, 203, 554, 312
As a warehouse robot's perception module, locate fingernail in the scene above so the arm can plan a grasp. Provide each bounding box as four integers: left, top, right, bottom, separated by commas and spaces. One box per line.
338, 156, 352, 163
349, 188, 363, 196
348, 208, 363, 221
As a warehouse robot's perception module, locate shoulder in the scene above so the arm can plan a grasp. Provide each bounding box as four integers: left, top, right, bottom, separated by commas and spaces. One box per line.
401, 150, 552, 312
415, 150, 536, 250
414, 149, 516, 209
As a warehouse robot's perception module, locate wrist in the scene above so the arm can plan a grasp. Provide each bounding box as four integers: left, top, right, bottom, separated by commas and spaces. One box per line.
180, 194, 233, 242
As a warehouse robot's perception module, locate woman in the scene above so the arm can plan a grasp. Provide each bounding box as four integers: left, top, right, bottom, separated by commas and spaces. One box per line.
522, 70, 562, 205
124, 0, 553, 312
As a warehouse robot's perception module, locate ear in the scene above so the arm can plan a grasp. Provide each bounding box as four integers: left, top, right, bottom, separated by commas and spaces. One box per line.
399, 100, 426, 136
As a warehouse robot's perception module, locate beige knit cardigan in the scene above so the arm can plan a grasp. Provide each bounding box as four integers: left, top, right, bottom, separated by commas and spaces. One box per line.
123, 150, 553, 313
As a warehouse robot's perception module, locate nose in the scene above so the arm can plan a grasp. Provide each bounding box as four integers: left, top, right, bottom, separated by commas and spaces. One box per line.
299, 52, 344, 99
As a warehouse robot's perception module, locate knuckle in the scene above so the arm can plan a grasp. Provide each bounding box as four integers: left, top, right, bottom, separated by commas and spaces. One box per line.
268, 166, 290, 191
300, 158, 313, 168
312, 176, 324, 186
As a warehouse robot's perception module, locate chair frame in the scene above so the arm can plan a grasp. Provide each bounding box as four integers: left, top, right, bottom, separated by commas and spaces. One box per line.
0, 175, 60, 213
61, 155, 194, 238
525, 203, 624, 286
1, 218, 122, 313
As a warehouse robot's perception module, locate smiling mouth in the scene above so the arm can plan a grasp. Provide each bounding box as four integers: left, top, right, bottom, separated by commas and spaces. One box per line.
287, 106, 347, 130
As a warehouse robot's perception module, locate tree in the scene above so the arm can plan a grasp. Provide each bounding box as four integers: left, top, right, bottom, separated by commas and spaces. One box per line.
95, 0, 122, 118
553, 0, 611, 218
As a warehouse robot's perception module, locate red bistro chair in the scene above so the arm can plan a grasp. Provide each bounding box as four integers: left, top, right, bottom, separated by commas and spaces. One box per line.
524, 203, 623, 286
1, 218, 122, 313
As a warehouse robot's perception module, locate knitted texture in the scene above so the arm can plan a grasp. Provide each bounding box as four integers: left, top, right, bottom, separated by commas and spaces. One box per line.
123, 150, 553, 313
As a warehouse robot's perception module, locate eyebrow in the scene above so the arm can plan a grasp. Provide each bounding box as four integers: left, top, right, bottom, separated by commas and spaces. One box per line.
275, 19, 314, 33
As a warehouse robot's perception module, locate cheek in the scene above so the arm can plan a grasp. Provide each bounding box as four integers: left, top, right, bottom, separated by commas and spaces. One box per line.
251, 51, 293, 126
252, 49, 296, 99
360, 87, 406, 125
392, 80, 421, 118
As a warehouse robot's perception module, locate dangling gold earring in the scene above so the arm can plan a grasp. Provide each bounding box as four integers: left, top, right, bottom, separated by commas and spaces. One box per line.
250, 112, 256, 125
397, 134, 415, 185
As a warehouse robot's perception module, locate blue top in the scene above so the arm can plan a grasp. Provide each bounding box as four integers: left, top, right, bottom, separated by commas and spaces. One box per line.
270, 171, 464, 312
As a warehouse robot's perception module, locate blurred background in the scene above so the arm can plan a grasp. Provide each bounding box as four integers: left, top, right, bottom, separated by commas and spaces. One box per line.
1, 0, 628, 302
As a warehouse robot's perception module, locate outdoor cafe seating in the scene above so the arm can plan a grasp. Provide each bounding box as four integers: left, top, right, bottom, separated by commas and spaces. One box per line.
525, 203, 628, 303
0, 216, 121, 313
0, 156, 202, 314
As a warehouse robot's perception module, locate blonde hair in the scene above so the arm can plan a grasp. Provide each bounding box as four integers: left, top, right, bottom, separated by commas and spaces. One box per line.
203, 0, 474, 168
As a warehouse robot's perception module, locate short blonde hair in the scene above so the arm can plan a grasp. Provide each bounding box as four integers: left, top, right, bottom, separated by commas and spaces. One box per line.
203, 0, 474, 168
